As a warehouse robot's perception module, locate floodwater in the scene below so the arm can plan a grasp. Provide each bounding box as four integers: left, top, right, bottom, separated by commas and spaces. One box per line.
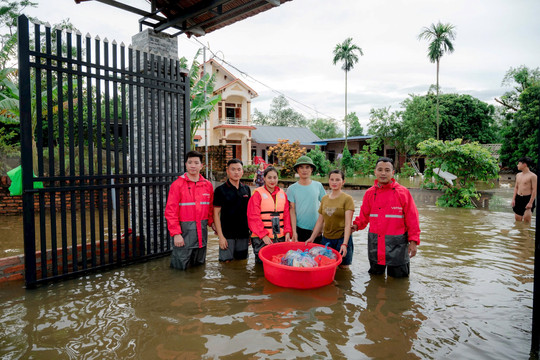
0, 187, 536, 359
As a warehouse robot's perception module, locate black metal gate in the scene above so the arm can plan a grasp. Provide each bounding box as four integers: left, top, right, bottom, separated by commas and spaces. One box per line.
18, 15, 190, 287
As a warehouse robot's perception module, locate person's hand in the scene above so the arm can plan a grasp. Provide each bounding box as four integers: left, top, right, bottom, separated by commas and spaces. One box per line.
408, 241, 417, 258
173, 234, 185, 247
511, 199, 515, 207
219, 235, 228, 250
285, 233, 291, 242
262, 235, 273, 245
351, 224, 358, 232
305, 237, 314, 245
210, 223, 217, 232
339, 243, 348, 257
526, 202, 533, 210
292, 231, 298, 242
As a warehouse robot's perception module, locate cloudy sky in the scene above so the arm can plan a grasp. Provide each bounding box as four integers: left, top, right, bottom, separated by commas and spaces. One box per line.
26, 0, 540, 129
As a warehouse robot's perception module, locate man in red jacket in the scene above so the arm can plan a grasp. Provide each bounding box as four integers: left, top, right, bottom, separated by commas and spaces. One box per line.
353, 157, 420, 278
165, 150, 214, 270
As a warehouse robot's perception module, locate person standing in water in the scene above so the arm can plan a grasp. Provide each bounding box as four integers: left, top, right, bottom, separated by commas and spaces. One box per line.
213, 159, 251, 262
165, 150, 214, 270
512, 156, 537, 223
287, 155, 326, 243
247, 166, 292, 263
306, 169, 355, 268
353, 157, 420, 278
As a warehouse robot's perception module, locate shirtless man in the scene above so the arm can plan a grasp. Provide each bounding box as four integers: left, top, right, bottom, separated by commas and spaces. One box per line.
512, 157, 537, 223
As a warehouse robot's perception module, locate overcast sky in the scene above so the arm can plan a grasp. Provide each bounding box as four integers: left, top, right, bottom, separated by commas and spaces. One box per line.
25, 0, 540, 129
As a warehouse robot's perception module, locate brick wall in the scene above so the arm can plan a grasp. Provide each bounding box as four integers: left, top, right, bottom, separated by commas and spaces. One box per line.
0, 234, 144, 283
0, 175, 127, 215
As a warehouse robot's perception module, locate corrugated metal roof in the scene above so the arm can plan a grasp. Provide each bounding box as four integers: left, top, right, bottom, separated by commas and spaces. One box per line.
252, 126, 321, 145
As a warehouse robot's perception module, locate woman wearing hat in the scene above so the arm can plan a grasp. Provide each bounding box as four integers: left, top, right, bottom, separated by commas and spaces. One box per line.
287, 155, 327, 243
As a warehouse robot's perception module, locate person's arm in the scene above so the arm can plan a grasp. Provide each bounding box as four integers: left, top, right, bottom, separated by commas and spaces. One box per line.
340, 209, 354, 257
164, 182, 185, 247
512, 174, 520, 207
289, 202, 298, 241
306, 214, 324, 244
402, 190, 420, 258
353, 191, 371, 231
207, 183, 214, 228
283, 193, 292, 241
213, 207, 228, 250
247, 192, 270, 239
527, 174, 537, 209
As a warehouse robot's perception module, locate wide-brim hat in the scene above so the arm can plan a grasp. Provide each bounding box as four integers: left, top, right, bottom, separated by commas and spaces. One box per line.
293, 155, 316, 172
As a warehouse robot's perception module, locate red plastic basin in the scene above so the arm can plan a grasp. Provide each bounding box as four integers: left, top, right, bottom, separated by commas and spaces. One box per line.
258, 242, 342, 289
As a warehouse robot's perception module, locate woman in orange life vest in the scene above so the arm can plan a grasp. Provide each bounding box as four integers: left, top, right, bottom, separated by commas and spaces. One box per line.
247, 166, 292, 263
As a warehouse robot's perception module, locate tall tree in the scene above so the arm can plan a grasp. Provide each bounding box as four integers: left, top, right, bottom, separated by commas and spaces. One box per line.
497, 66, 540, 167
252, 95, 307, 127
308, 117, 342, 139
418, 21, 456, 140
332, 37, 363, 146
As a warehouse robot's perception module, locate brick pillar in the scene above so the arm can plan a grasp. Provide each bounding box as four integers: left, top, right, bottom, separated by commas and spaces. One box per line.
131, 30, 180, 249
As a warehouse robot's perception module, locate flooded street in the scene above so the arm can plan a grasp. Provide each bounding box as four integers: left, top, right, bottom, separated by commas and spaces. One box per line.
0, 188, 536, 359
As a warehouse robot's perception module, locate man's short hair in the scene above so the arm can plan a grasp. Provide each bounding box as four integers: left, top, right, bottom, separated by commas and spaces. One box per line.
185, 150, 203, 164
518, 157, 533, 167
376, 157, 394, 168
227, 158, 243, 167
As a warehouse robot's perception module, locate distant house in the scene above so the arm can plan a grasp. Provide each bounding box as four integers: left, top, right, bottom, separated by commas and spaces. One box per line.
313, 135, 379, 162
251, 125, 321, 163
194, 59, 258, 165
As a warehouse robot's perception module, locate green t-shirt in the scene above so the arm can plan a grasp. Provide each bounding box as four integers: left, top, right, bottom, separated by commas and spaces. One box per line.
318, 192, 355, 239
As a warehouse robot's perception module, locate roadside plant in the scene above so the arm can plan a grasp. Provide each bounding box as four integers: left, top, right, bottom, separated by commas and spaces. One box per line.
417, 138, 499, 208
306, 145, 331, 177
268, 139, 306, 178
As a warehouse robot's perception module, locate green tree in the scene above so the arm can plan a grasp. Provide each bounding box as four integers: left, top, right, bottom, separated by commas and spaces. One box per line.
332, 37, 363, 146
347, 112, 363, 136
367, 106, 405, 153
307, 117, 342, 139
418, 21, 456, 140
306, 145, 331, 176
252, 95, 307, 127
0, 0, 38, 69
417, 138, 499, 208
497, 66, 540, 167
184, 50, 221, 149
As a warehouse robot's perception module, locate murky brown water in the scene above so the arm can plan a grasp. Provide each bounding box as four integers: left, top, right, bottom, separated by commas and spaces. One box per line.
0, 187, 535, 359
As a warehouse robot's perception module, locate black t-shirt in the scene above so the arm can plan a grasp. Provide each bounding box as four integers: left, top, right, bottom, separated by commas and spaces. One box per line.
213, 180, 251, 238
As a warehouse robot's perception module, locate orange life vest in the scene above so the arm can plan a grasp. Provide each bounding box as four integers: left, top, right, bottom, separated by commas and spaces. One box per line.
252, 187, 286, 238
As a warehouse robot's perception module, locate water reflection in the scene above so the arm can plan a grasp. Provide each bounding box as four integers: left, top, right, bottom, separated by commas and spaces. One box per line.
0, 188, 536, 359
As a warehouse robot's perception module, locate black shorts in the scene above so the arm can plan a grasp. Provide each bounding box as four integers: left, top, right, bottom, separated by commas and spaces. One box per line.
513, 194, 536, 216
296, 227, 322, 243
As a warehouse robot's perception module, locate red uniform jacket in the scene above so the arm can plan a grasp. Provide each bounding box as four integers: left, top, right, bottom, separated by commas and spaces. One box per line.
247, 186, 292, 239
164, 173, 214, 248
354, 179, 420, 266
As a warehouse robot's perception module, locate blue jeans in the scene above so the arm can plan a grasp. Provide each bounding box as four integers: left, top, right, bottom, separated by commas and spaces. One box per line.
322, 235, 353, 266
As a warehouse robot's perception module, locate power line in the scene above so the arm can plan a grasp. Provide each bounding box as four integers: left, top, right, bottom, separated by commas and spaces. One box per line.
183, 36, 340, 122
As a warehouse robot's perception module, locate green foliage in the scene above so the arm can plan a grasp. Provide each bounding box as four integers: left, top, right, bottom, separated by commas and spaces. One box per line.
498, 66, 540, 168
347, 112, 364, 136
417, 138, 499, 208
398, 163, 416, 177
308, 117, 342, 139
306, 145, 331, 176
352, 146, 379, 176
341, 146, 354, 177
367, 107, 404, 152
187, 50, 221, 149
252, 95, 307, 127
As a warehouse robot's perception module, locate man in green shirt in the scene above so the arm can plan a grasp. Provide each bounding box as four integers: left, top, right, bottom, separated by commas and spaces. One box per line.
287, 156, 326, 243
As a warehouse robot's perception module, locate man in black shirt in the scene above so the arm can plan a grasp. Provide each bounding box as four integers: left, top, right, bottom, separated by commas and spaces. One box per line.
213, 159, 251, 261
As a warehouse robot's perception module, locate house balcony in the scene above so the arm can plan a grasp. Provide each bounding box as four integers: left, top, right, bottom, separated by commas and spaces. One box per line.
214, 117, 256, 130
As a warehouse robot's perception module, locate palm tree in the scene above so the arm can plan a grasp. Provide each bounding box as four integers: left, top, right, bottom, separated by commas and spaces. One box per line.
418, 21, 456, 140
332, 37, 363, 146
